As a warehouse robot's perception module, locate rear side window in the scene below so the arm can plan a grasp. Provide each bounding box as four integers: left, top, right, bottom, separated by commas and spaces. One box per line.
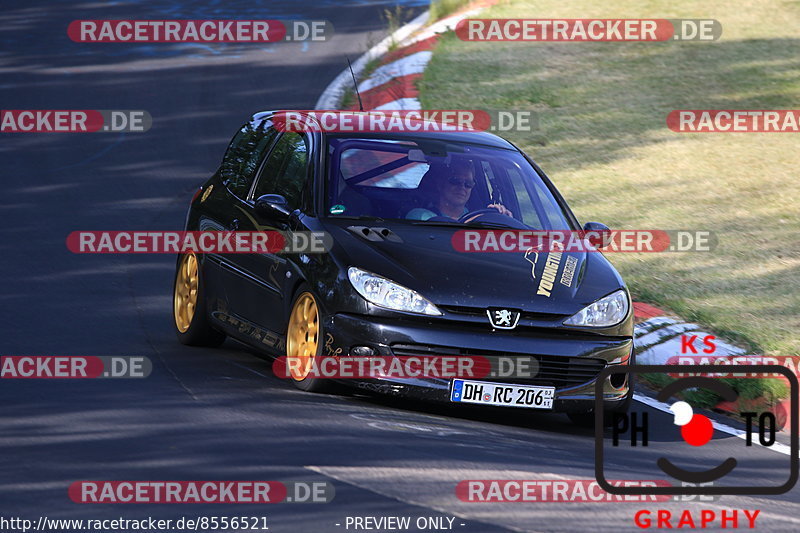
252, 132, 309, 210
220, 120, 278, 199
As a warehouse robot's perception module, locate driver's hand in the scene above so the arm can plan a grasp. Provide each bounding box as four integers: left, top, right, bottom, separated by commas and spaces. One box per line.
487, 203, 512, 217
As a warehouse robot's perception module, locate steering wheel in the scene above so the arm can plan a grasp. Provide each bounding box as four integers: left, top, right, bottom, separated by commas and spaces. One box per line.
458, 208, 504, 223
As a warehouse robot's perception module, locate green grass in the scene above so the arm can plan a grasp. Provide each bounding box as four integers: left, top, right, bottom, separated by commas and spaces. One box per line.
382, 4, 412, 51
419, 0, 800, 359
340, 57, 382, 110
340, 88, 355, 110
429, 0, 476, 21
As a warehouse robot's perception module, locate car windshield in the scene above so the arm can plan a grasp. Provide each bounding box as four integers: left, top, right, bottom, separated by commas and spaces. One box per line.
325, 136, 573, 230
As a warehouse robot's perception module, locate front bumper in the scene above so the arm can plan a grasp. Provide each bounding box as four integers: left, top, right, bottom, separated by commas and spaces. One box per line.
323, 312, 633, 413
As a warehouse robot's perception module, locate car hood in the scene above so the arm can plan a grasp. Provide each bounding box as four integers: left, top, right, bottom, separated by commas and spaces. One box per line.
324, 220, 626, 316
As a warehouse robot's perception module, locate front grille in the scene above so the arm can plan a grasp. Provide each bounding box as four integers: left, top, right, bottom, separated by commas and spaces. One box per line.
390, 343, 606, 389
439, 304, 568, 323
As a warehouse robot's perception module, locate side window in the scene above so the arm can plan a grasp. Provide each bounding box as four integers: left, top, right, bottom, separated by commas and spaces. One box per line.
252, 132, 309, 210
506, 165, 569, 230
219, 120, 278, 199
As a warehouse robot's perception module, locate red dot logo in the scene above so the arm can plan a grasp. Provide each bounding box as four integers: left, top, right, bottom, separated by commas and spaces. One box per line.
681, 414, 714, 446
670, 401, 714, 446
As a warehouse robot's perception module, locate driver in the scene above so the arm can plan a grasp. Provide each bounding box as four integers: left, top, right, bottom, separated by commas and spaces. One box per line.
405, 159, 511, 220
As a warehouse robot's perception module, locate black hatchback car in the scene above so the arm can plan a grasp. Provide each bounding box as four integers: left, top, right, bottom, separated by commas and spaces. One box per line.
173, 110, 634, 425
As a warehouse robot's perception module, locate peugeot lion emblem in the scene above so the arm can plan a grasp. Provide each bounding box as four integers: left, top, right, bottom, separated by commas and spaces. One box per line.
487, 307, 521, 330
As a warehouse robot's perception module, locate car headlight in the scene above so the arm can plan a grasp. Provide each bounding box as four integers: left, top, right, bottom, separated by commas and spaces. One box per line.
564, 289, 629, 327
348, 267, 442, 316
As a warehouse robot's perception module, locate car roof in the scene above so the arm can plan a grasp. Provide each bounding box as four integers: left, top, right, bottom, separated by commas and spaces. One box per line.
250, 110, 518, 150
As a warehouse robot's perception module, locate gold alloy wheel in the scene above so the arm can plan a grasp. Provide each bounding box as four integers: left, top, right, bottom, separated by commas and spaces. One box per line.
173, 253, 199, 333
286, 292, 319, 381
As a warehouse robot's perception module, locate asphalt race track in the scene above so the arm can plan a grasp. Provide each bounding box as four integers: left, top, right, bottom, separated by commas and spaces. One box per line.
1, 2, 798, 532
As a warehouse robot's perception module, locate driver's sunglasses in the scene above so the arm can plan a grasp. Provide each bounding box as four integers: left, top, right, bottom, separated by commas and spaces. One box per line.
447, 177, 476, 189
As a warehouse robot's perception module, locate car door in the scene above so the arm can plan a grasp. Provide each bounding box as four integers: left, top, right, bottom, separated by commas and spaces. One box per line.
201, 118, 279, 334
229, 130, 313, 336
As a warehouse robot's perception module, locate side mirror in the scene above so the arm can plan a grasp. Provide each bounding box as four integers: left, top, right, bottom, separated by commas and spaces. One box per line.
582, 221, 612, 248
583, 221, 610, 232
255, 194, 290, 219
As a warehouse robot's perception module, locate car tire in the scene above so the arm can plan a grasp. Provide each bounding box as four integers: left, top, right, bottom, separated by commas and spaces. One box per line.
173, 252, 226, 347
286, 285, 334, 393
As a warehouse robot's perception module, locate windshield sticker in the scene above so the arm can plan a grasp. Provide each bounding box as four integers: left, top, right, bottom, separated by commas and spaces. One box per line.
524, 247, 539, 281
560, 256, 578, 287
536, 242, 564, 297
330, 204, 346, 214
200, 184, 213, 202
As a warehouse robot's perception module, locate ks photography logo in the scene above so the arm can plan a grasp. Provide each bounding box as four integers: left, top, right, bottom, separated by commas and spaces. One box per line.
594, 365, 798, 496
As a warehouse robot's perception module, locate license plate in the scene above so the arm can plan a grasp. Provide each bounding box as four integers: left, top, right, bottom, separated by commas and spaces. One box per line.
450, 379, 555, 409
